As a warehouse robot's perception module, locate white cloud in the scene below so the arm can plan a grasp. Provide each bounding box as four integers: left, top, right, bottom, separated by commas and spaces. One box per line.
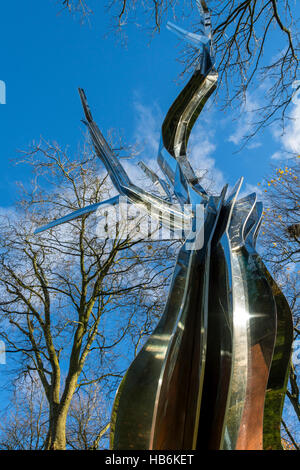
132, 99, 162, 157
0, 205, 18, 221
271, 94, 300, 159
228, 93, 261, 147
188, 120, 226, 193
238, 182, 265, 201
247, 141, 262, 150
270, 151, 283, 161
117, 98, 163, 189
278, 102, 300, 155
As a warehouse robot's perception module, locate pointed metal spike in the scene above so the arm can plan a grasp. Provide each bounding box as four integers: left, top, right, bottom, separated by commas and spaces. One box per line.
197, 0, 209, 15
78, 88, 93, 123
79, 90, 132, 194
225, 177, 244, 207
138, 161, 160, 184
138, 161, 172, 200
166, 22, 210, 48
245, 201, 263, 249
228, 192, 257, 249
196, 0, 204, 15
34, 196, 121, 235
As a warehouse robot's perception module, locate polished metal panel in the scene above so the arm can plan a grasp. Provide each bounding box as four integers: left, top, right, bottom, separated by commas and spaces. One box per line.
262, 266, 293, 450
150, 189, 227, 450
137, 161, 172, 201
228, 193, 257, 250
157, 144, 177, 192
245, 210, 293, 449
174, 162, 190, 207
227, 246, 277, 450
196, 177, 244, 449
110, 233, 196, 449
244, 201, 263, 246
110, 191, 226, 450
220, 191, 281, 450
196, 184, 289, 450
197, 224, 234, 449
158, 69, 217, 198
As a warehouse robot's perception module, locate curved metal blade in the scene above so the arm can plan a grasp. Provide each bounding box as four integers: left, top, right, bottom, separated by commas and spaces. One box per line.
78, 88, 194, 230
166, 22, 210, 48
244, 202, 263, 249
228, 193, 257, 250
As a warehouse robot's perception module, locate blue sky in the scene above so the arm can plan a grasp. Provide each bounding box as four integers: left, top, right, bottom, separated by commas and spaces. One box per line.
0, 0, 299, 209
0, 0, 299, 445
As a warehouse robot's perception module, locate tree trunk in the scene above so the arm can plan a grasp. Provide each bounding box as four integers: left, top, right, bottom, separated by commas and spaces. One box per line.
45, 404, 68, 450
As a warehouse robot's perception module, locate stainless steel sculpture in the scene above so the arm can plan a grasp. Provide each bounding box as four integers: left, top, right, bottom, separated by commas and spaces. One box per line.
35, 0, 293, 450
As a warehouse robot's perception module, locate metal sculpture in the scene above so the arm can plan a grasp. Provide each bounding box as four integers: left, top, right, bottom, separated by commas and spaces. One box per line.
35, 0, 293, 450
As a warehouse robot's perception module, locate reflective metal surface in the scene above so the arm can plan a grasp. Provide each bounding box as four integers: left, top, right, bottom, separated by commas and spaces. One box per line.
33, 0, 293, 451
137, 161, 172, 201
110, 190, 226, 450
34, 196, 121, 234
245, 207, 294, 449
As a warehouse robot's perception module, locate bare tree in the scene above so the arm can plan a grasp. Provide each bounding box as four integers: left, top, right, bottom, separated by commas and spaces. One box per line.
61, 0, 92, 19
61, 0, 178, 30
0, 375, 48, 450
59, 0, 299, 138
259, 158, 300, 274
207, 0, 299, 135
259, 157, 300, 448
66, 383, 111, 449
0, 377, 111, 450
0, 140, 175, 450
